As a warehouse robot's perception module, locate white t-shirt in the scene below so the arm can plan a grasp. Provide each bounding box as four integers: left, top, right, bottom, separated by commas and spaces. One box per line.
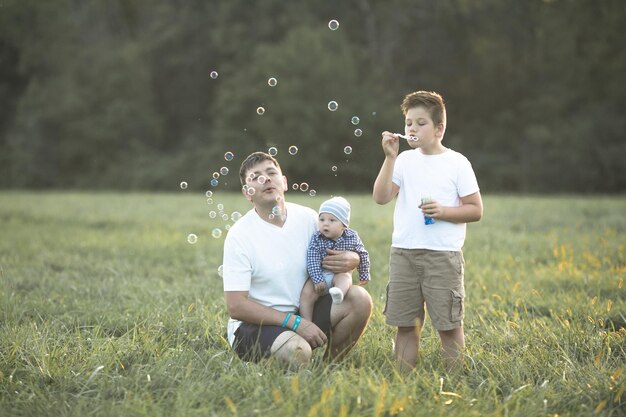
392, 148, 479, 251
222, 202, 318, 345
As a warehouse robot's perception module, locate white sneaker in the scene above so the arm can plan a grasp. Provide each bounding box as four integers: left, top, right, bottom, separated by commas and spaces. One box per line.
329, 287, 344, 304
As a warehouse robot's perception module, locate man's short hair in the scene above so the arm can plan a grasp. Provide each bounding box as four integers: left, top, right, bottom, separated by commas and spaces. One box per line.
239, 152, 281, 186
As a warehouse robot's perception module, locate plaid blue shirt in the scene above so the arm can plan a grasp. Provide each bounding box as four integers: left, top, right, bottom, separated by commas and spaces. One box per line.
306, 228, 370, 285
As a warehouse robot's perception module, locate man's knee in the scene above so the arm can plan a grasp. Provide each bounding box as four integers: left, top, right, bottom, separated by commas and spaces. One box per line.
271, 332, 312, 366
345, 285, 373, 317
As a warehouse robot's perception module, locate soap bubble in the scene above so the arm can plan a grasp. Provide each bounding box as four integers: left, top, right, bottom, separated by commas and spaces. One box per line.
206, 198, 213, 205
327, 101, 338, 111
257, 175, 267, 184
328, 20, 339, 30
268, 77, 278, 87
187, 234, 198, 244
220, 167, 229, 176
256, 107, 265, 115
180, 181, 188, 190
225, 224, 231, 230
217, 203, 224, 211
246, 187, 256, 196
331, 166, 338, 172
272, 206, 282, 216
300, 183, 309, 192
205, 190, 213, 198
288, 146, 298, 155
309, 190, 317, 197
292, 183, 299, 191
210, 71, 218, 79
224, 152, 234, 161
212, 172, 220, 179
209, 211, 217, 219
210, 179, 218, 187
268, 147, 278, 156
269, 213, 275, 220
231, 211, 242, 222
221, 213, 229, 221
217, 265, 224, 277
344, 146, 353, 155
211, 228, 223, 239
351, 116, 360, 125
354, 128, 362, 137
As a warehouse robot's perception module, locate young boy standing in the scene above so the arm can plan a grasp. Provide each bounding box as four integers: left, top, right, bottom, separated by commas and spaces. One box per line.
373, 91, 483, 371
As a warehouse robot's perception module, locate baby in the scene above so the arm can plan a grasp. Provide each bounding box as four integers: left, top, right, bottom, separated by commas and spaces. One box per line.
299, 197, 370, 321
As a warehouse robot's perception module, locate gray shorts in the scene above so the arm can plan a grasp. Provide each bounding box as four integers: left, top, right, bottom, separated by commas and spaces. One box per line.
384, 248, 465, 331
233, 294, 332, 362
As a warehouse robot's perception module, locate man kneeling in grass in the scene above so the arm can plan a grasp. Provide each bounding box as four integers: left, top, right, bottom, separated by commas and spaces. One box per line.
223, 152, 373, 366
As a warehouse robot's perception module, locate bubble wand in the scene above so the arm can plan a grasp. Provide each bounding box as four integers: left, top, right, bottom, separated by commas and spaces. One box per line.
395, 133, 420, 142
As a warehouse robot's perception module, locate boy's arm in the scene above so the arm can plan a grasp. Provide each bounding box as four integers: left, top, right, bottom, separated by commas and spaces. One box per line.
421, 191, 483, 223
373, 131, 400, 204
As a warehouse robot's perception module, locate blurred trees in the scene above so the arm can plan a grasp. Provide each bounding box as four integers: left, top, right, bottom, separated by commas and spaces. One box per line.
0, 0, 624, 192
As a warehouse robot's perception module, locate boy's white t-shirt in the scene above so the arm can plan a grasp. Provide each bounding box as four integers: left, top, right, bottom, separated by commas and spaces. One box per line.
392, 148, 479, 251
222, 202, 318, 345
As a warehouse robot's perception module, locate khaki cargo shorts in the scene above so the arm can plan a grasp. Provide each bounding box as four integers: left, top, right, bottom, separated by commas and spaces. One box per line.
383, 248, 465, 331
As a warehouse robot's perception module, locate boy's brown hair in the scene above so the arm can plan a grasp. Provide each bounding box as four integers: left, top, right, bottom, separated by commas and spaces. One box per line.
239, 152, 281, 186
401, 91, 447, 128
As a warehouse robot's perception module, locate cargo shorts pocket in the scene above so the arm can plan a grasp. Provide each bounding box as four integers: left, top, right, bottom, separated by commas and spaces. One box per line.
450, 290, 464, 322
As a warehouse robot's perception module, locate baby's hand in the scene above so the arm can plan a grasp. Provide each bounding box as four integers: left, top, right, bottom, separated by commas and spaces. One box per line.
314, 282, 327, 294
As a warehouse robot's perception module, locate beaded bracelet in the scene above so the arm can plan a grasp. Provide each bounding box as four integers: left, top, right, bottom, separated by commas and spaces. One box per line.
282, 313, 293, 328
291, 315, 301, 331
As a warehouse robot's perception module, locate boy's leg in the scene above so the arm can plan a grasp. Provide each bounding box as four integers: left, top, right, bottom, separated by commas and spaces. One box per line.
384, 248, 427, 371
395, 326, 417, 371
438, 327, 465, 371
422, 250, 466, 371
325, 285, 372, 360
299, 279, 319, 321
329, 272, 351, 304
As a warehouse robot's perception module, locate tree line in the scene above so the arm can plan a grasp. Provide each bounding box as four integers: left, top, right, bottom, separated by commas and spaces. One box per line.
0, 0, 624, 193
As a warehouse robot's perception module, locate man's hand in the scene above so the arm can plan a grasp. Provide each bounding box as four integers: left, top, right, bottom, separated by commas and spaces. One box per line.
295, 317, 327, 349
322, 249, 359, 273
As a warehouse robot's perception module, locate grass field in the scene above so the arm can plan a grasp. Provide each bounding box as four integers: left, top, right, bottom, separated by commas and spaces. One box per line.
0, 191, 624, 417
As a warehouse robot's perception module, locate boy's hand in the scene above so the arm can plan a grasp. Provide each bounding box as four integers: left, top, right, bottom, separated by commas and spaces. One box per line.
419, 199, 444, 220
381, 131, 400, 158
314, 282, 327, 294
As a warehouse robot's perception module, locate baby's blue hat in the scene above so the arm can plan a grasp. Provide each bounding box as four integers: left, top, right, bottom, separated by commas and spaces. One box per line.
319, 196, 351, 227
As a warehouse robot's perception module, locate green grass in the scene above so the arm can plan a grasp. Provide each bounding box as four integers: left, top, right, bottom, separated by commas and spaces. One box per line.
1, 191, 624, 417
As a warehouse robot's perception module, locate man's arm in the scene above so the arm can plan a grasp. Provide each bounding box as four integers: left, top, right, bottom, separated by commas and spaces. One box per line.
224, 291, 327, 348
